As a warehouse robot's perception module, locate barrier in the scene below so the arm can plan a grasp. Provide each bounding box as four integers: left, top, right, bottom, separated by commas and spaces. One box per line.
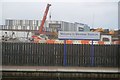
2, 42, 119, 67
33, 40, 114, 45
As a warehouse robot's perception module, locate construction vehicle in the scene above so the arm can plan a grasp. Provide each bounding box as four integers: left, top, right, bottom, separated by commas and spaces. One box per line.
93, 28, 104, 32
32, 4, 57, 42
109, 30, 115, 35
92, 28, 116, 35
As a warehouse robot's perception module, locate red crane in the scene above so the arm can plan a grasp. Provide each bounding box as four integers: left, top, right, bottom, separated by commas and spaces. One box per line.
32, 4, 57, 41
39, 4, 51, 34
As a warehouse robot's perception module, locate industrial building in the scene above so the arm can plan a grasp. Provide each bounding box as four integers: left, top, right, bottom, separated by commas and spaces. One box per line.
1, 19, 119, 44
0, 19, 90, 40
3, 19, 90, 32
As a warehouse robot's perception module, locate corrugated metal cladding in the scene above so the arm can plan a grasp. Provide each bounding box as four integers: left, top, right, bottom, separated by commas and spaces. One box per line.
5, 19, 90, 31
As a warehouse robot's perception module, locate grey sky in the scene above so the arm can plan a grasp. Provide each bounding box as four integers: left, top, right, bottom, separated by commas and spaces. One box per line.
1, 0, 120, 2
0, 0, 119, 29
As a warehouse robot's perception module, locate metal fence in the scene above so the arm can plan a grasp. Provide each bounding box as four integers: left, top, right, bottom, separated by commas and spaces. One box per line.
2, 42, 119, 67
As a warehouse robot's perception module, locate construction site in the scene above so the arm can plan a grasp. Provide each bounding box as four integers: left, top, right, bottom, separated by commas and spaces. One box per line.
1, 3, 120, 80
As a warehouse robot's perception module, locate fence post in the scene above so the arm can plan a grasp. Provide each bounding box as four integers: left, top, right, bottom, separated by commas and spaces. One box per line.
91, 40, 94, 66
64, 40, 67, 66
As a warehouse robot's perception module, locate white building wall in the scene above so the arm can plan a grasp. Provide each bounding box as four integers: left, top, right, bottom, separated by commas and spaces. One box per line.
4, 19, 90, 32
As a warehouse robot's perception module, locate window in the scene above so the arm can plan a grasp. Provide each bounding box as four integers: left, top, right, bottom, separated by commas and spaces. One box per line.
102, 38, 110, 41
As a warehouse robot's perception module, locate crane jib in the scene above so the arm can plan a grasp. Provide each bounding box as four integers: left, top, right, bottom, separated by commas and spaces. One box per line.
39, 4, 51, 34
